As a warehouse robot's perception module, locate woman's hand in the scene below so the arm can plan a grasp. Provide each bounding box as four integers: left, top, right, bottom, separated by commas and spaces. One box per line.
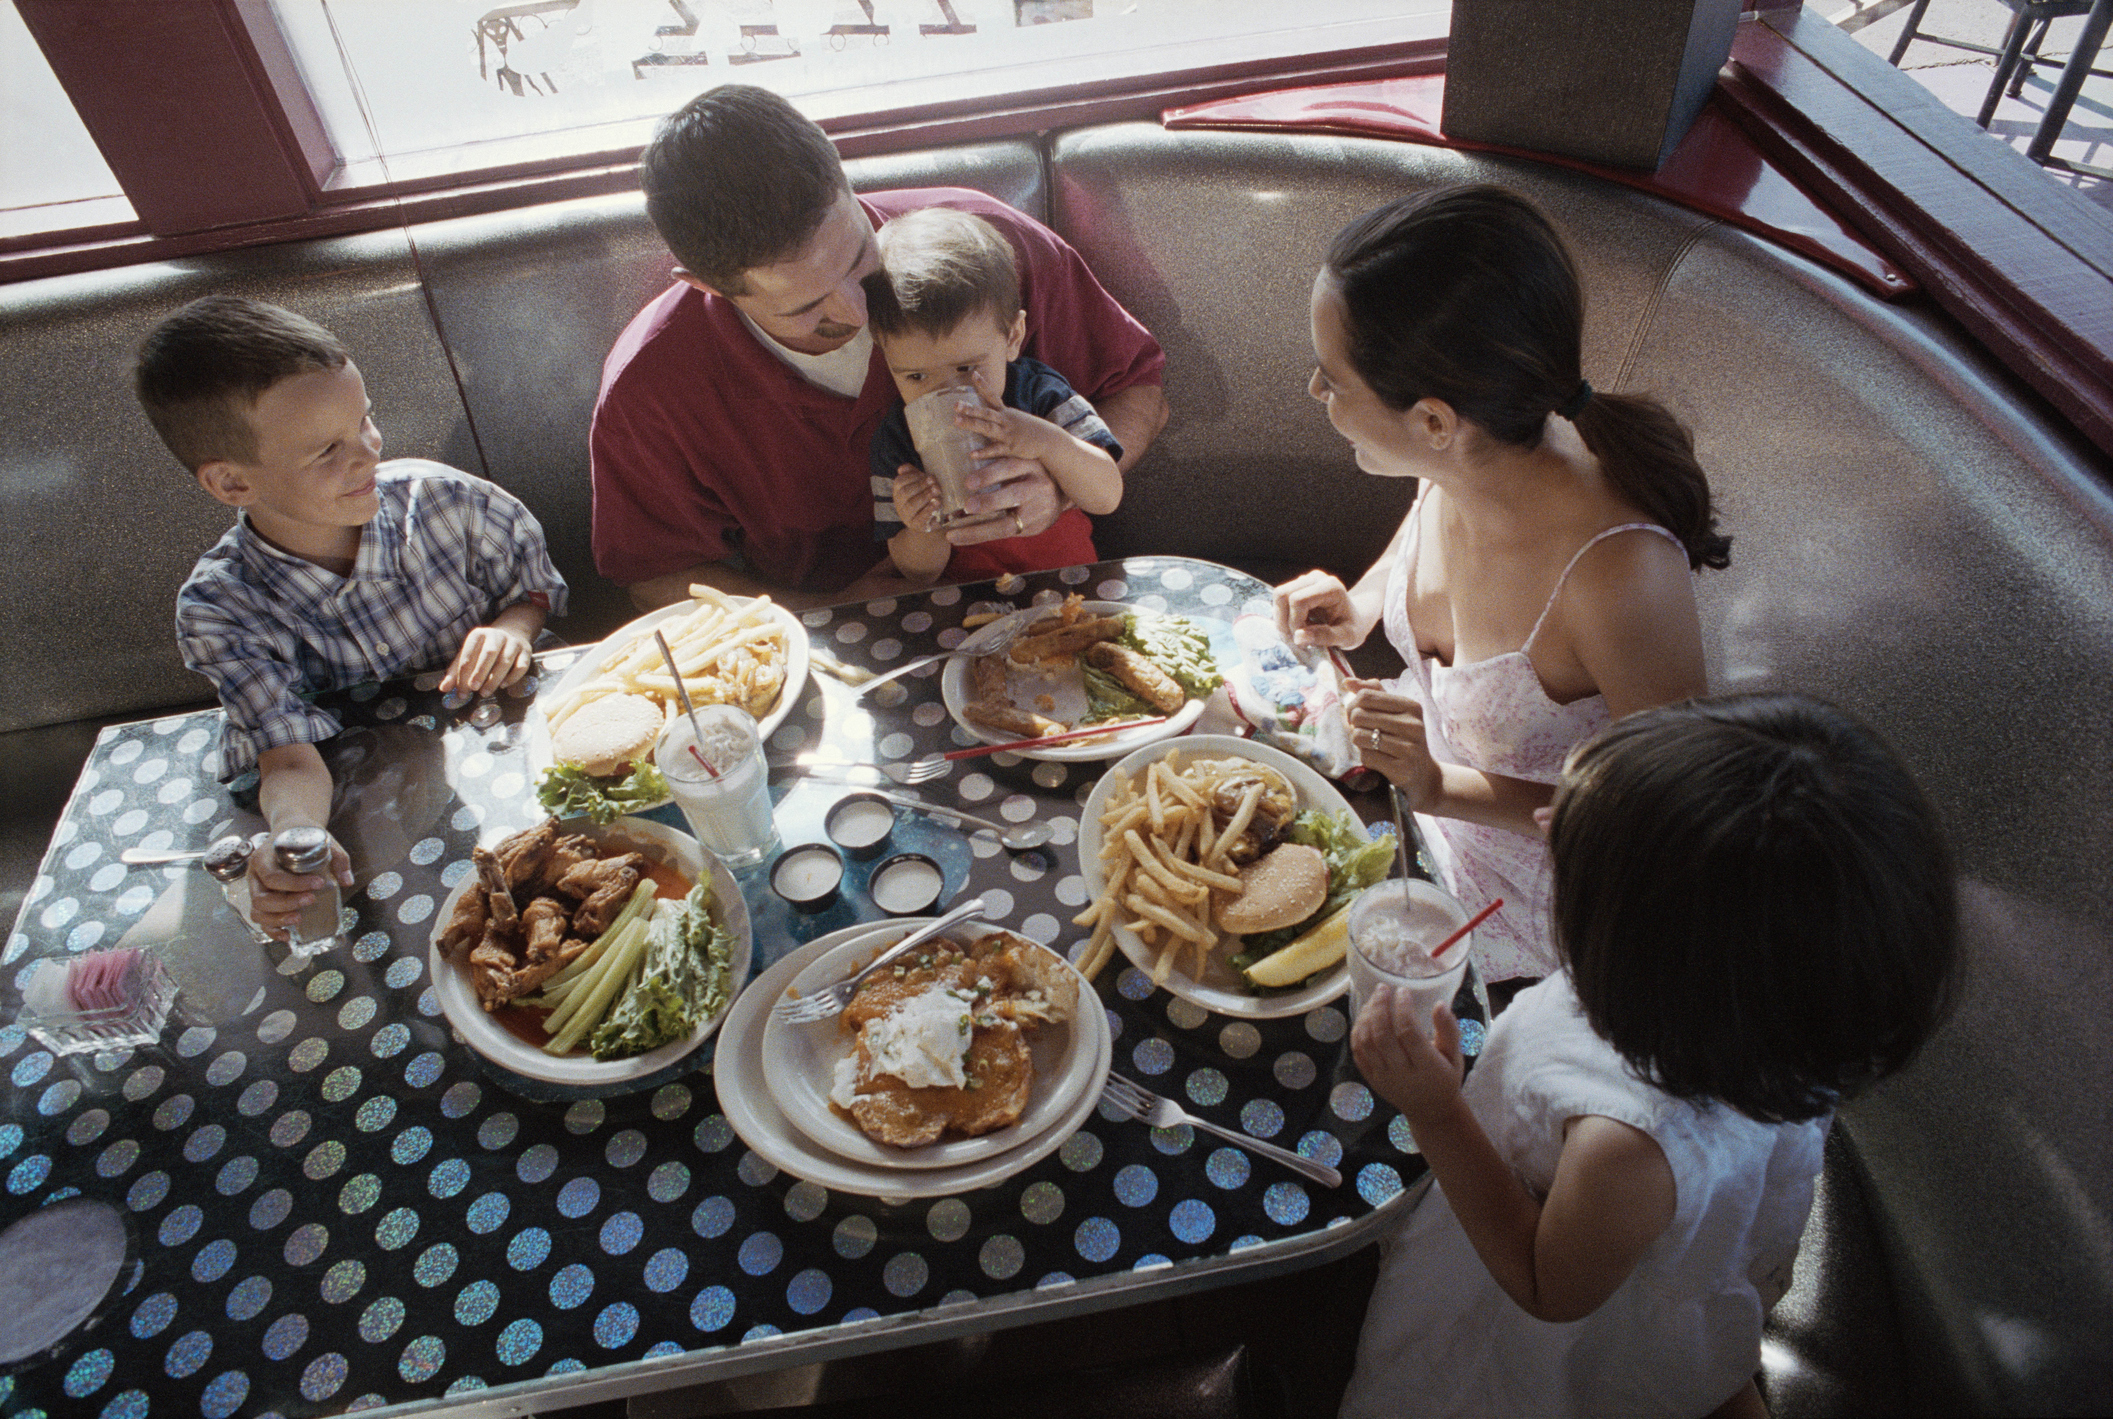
1345, 677, 1443, 808
1274, 570, 1372, 650
1352, 984, 1465, 1126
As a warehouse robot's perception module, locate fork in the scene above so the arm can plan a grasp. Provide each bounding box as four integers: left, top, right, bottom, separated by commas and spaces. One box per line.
851, 614, 1032, 700
1099, 1073, 1343, 1189
771, 896, 990, 1025
778, 757, 951, 787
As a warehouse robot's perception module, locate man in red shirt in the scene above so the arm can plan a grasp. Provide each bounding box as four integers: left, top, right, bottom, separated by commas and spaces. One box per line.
591, 85, 1169, 611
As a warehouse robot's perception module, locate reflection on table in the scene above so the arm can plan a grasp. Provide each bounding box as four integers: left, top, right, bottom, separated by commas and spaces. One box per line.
0, 557, 1476, 1418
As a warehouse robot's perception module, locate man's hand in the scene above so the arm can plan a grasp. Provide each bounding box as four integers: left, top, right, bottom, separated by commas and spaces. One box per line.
948, 458, 1062, 546
441, 624, 534, 693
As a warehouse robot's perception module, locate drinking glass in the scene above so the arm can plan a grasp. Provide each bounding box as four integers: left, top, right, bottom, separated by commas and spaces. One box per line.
1345, 878, 1471, 1029
902, 385, 988, 523
656, 705, 780, 869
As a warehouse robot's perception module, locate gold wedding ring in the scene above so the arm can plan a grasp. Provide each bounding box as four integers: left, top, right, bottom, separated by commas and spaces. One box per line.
1011, 510, 1025, 535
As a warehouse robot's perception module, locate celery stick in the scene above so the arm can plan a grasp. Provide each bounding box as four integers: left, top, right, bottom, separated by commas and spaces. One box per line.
545, 881, 658, 992
545, 915, 654, 1055
542, 907, 650, 1039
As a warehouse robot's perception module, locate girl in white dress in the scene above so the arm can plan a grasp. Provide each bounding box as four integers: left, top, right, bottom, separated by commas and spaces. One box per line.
1276, 185, 1732, 983
1342, 694, 1960, 1418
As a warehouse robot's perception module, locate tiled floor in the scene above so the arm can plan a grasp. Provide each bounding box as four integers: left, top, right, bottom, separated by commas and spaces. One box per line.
1827, 0, 2113, 208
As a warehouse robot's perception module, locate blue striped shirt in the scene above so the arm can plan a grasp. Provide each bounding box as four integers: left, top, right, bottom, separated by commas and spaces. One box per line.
176, 460, 568, 776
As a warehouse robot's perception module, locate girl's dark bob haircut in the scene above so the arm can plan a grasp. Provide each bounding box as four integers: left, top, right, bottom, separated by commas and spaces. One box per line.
1548, 692, 1959, 1124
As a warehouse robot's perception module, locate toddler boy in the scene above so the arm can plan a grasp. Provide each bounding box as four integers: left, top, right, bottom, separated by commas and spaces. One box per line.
866, 208, 1123, 584
135, 295, 567, 934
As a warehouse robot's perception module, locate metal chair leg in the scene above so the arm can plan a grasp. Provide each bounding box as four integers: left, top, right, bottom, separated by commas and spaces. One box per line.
1978, 8, 2039, 126
1888, 0, 1935, 64
2009, 15, 2054, 96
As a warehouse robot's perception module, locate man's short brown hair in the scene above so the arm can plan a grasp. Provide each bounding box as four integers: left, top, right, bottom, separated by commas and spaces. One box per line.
134, 295, 348, 471
866, 208, 1021, 343
640, 85, 849, 295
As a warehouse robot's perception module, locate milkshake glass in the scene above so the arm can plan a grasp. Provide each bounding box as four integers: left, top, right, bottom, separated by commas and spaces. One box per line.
1345, 878, 1471, 1027
656, 705, 780, 869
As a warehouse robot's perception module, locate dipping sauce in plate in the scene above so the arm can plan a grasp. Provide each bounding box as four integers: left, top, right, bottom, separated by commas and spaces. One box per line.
870, 852, 944, 916
824, 793, 895, 859
771, 844, 844, 911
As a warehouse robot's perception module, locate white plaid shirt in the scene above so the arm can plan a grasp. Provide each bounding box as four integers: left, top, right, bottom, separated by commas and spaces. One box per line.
177, 460, 568, 776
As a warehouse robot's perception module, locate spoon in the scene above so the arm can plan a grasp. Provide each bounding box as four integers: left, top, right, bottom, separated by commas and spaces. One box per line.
837, 786, 1053, 851
121, 846, 214, 866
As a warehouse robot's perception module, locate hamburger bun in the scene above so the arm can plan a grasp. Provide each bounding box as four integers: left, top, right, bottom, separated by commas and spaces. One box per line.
550, 693, 663, 777
1214, 841, 1329, 934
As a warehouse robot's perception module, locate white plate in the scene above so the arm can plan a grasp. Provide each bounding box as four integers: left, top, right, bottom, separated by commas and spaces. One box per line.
939, 601, 1208, 761
1077, 734, 1359, 1020
428, 817, 752, 1090
528, 598, 811, 801
714, 925, 1112, 1200
759, 921, 1106, 1170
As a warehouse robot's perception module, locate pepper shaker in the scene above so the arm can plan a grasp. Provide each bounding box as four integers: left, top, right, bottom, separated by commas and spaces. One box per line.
271, 827, 343, 957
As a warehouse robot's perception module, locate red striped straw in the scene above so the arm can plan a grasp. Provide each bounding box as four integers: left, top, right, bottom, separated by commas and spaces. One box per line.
1432, 897, 1502, 964
942, 717, 1167, 761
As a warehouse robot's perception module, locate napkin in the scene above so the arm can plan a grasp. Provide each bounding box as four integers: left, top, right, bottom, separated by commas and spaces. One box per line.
1217, 613, 1365, 779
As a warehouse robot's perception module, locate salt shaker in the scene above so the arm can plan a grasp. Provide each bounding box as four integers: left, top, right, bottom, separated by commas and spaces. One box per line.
271, 827, 343, 956
200, 834, 276, 946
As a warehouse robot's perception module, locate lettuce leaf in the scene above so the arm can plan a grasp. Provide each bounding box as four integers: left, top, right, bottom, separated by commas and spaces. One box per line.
536, 761, 671, 825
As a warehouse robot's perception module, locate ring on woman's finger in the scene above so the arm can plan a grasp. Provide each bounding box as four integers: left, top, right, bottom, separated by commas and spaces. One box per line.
1365, 726, 1382, 751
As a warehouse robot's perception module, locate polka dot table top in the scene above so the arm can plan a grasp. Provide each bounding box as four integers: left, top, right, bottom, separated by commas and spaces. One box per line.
0, 558, 1480, 1417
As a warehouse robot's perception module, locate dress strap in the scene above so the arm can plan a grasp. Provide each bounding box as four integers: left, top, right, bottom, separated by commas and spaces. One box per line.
1521, 522, 1685, 653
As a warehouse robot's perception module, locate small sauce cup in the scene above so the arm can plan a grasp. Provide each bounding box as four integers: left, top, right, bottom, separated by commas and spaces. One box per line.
824, 793, 896, 860
869, 852, 945, 916
770, 843, 844, 912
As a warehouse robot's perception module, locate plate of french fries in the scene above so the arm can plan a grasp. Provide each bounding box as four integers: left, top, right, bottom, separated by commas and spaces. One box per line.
1074, 735, 1362, 1019
531, 586, 809, 788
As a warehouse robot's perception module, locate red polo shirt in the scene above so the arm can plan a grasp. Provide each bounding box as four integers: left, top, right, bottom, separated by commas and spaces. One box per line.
590, 189, 1165, 594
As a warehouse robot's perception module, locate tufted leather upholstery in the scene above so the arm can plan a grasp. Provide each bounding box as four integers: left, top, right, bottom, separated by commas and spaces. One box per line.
2, 120, 2108, 1414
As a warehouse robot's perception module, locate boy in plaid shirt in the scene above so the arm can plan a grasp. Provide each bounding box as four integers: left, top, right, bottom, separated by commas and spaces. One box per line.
136, 296, 567, 936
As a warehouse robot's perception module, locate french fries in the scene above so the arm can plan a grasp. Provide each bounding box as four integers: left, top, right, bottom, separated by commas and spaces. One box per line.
1072, 751, 1280, 984
542, 585, 790, 737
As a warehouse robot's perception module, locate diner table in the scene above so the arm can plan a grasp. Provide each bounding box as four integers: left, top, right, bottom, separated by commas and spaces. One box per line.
0, 556, 1483, 1419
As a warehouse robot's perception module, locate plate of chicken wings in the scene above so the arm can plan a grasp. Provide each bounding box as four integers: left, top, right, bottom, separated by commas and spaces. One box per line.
428, 816, 750, 1089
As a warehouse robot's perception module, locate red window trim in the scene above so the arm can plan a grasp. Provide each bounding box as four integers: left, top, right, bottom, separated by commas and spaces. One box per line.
10, 0, 2112, 465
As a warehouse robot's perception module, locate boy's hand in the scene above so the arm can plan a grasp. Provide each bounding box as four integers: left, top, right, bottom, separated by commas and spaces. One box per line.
441, 624, 533, 694
1351, 985, 1465, 1126
892, 467, 944, 532
245, 830, 352, 938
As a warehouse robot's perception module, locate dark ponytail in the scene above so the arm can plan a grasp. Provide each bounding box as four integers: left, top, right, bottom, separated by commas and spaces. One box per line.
1325, 186, 1730, 571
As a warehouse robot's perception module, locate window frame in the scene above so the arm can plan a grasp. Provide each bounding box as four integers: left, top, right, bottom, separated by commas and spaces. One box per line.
9, 0, 2113, 466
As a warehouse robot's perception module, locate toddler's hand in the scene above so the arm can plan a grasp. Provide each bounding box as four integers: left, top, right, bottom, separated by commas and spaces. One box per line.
1345, 677, 1443, 810
953, 369, 1058, 466
1352, 984, 1465, 1125
442, 624, 533, 694
892, 467, 943, 532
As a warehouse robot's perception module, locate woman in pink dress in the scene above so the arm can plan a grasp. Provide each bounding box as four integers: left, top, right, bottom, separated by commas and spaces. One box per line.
1275, 185, 1732, 986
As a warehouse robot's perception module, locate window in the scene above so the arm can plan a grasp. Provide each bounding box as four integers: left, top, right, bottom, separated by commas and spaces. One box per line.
265, 0, 1445, 188
0, 1, 133, 241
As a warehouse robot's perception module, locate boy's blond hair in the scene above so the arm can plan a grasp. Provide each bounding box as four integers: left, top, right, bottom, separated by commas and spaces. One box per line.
134, 295, 348, 471
866, 208, 1020, 343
